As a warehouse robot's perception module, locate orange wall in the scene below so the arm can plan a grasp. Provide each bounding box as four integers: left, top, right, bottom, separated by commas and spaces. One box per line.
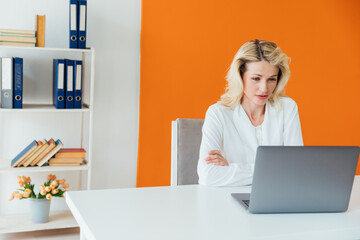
138, 0, 360, 187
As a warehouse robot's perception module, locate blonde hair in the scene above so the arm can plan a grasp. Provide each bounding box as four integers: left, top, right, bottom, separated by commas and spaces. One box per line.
220, 39, 291, 108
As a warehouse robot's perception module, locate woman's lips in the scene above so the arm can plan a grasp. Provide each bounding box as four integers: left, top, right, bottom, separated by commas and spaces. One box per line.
256, 95, 268, 100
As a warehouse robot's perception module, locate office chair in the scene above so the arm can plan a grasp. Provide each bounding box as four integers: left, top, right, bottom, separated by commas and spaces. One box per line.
171, 118, 204, 186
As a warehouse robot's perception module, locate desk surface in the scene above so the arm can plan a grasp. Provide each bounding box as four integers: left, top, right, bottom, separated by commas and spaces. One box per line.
66, 176, 360, 240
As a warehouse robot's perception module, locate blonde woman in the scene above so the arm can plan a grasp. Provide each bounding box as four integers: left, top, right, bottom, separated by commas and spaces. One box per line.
197, 39, 303, 186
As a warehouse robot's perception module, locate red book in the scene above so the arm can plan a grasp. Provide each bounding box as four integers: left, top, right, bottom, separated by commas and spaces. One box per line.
55, 148, 86, 158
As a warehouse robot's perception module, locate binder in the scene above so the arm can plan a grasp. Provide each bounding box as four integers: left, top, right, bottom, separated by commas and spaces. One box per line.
74, 60, 82, 108
1, 57, 13, 108
65, 59, 74, 108
69, 0, 78, 48
53, 59, 65, 109
11, 140, 37, 167
78, 0, 87, 49
13, 57, 23, 108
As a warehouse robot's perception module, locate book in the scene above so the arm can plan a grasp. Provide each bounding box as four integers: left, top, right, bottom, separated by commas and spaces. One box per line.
49, 162, 81, 167
36, 15, 45, 47
11, 140, 37, 167
23, 140, 48, 167
37, 139, 63, 167
30, 139, 55, 166
0, 32, 35, 37
0, 29, 35, 35
16, 141, 42, 167
0, 42, 35, 47
0, 35, 36, 43
49, 158, 84, 164
55, 148, 86, 158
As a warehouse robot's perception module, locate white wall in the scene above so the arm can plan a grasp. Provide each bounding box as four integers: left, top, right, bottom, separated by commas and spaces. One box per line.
0, 0, 140, 214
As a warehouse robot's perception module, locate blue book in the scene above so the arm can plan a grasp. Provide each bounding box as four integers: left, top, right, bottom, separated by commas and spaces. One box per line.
74, 60, 82, 108
78, 0, 87, 49
69, 0, 78, 48
13, 57, 23, 109
11, 140, 37, 167
53, 59, 65, 109
65, 59, 74, 108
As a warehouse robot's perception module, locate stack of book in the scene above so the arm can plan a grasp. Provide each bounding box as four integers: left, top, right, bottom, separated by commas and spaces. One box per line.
49, 148, 86, 166
0, 29, 36, 47
11, 139, 66, 167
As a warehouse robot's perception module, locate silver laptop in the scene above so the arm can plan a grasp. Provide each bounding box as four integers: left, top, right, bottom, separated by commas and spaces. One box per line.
231, 146, 360, 214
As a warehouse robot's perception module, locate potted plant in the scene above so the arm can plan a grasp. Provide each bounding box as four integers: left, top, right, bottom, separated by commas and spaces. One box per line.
9, 174, 69, 223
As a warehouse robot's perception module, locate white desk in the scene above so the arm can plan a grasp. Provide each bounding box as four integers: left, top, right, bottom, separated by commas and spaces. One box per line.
66, 176, 360, 240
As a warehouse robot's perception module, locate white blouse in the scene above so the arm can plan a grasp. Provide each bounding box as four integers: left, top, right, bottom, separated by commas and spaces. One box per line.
197, 97, 303, 186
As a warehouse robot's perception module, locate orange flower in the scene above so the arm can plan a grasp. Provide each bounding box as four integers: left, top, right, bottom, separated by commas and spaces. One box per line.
8, 195, 14, 201
63, 183, 69, 189
52, 189, 58, 194
59, 179, 66, 184
24, 189, 32, 194
16, 176, 22, 182
45, 187, 51, 192
15, 193, 22, 199
23, 192, 30, 198
40, 185, 45, 189
21, 176, 27, 182
51, 180, 58, 187
46, 194, 52, 200
40, 189, 47, 195
18, 181, 25, 187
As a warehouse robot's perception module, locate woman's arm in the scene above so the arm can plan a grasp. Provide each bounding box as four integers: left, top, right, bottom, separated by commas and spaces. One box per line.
197, 106, 253, 186
284, 100, 304, 146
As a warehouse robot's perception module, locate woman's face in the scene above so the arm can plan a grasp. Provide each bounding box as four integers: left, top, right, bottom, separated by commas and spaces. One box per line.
242, 61, 279, 106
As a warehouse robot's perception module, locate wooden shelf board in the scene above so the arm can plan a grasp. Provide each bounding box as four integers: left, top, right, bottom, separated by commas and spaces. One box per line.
0, 211, 78, 234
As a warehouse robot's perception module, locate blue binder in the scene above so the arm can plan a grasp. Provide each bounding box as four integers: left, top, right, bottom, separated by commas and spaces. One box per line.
69, 0, 78, 48
74, 60, 82, 108
13, 57, 23, 109
53, 59, 65, 109
78, 0, 87, 49
65, 59, 74, 108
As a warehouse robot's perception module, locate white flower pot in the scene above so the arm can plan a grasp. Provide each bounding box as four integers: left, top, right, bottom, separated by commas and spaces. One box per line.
29, 198, 51, 223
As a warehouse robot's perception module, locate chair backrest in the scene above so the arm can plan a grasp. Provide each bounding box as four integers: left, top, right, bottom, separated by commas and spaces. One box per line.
171, 118, 204, 186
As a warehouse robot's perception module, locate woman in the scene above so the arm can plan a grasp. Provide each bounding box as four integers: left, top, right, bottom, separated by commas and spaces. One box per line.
197, 39, 303, 186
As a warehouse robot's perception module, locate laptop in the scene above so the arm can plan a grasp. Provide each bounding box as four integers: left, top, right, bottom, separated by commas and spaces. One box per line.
231, 146, 360, 214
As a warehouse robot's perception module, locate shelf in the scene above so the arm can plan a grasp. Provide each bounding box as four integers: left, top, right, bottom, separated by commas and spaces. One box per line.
0, 165, 90, 173
0, 210, 78, 234
0, 45, 93, 53
0, 104, 90, 113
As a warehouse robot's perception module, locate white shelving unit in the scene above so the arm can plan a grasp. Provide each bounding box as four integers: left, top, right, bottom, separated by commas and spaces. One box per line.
0, 46, 95, 233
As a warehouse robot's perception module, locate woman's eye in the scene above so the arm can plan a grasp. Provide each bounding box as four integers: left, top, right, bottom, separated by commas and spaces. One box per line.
268, 78, 277, 81
251, 78, 260, 81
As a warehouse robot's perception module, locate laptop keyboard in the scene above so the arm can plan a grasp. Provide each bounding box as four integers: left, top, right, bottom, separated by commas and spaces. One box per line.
242, 200, 250, 207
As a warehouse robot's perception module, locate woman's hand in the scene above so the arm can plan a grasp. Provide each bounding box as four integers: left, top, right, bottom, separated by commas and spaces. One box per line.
205, 150, 229, 166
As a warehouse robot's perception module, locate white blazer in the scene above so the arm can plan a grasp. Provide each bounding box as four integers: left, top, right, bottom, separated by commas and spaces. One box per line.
197, 97, 303, 186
